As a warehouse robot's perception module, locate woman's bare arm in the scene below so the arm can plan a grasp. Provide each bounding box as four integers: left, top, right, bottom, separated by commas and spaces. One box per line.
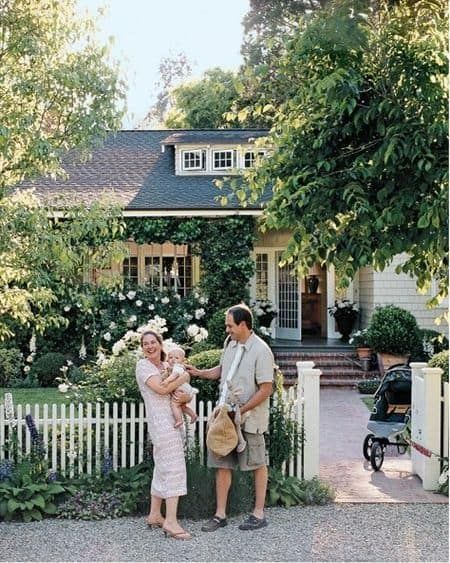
145, 372, 189, 395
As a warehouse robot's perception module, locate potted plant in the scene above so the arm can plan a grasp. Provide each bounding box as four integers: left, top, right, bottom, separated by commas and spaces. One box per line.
349, 329, 372, 360
328, 300, 359, 341
366, 305, 422, 373
250, 299, 278, 328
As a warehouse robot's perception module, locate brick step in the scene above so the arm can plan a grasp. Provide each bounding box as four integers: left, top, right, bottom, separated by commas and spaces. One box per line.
279, 366, 379, 377
276, 357, 363, 369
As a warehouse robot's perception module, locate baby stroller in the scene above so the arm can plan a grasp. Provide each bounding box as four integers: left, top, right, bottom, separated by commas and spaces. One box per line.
363, 364, 411, 471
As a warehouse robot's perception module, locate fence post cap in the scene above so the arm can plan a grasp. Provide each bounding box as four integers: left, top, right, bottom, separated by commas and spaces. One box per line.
301, 368, 322, 377
422, 367, 443, 377
296, 361, 315, 369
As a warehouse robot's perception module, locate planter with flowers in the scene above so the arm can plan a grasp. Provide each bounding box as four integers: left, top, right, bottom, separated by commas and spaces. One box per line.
250, 299, 278, 328
349, 329, 372, 360
328, 300, 359, 341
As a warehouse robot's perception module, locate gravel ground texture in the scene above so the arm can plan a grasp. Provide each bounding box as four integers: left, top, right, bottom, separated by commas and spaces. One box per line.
1, 503, 448, 562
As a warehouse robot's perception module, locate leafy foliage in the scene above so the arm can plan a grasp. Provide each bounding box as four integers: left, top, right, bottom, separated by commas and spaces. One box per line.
0, 192, 127, 341
0, 348, 24, 386
429, 350, 449, 383
267, 469, 334, 507
366, 305, 421, 355
357, 378, 381, 395
0, 0, 125, 194
187, 349, 222, 403
30, 352, 69, 387
227, 0, 448, 304
268, 370, 301, 471
165, 68, 239, 129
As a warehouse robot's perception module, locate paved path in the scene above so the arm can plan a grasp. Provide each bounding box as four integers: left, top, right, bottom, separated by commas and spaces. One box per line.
319, 387, 448, 503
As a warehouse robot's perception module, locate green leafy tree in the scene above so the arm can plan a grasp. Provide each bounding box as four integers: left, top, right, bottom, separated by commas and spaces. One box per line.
0, 0, 126, 195
165, 68, 239, 129
0, 191, 126, 340
139, 53, 192, 129
225, 0, 448, 305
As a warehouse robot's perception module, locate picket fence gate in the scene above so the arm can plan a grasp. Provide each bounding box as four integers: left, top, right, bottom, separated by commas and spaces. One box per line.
0, 362, 321, 481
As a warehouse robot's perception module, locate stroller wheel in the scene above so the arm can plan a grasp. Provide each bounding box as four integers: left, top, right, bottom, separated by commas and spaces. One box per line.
363, 434, 375, 461
370, 441, 384, 471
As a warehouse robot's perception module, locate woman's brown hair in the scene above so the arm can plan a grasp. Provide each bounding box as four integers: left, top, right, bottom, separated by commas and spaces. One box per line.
140, 330, 166, 361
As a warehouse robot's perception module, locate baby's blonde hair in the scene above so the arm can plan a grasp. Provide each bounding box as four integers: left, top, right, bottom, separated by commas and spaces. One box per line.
167, 346, 185, 358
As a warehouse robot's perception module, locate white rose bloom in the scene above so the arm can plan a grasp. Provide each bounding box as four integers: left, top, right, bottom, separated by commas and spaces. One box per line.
109, 321, 116, 329
67, 360, 73, 366
194, 291, 200, 299
195, 308, 205, 320
136, 300, 143, 307
199, 327, 209, 340
112, 340, 127, 355
194, 333, 204, 342
161, 296, 170, 304
124, 330, 136, 341
63, 305, 71, 312
128, 315, 137, 323
60, 365, 68, 374
187, 324, 200, 337
118, 293, 126, 301
26, 354, 35, 363
199, 296, 207, 305
184, 313, 193, 321
103, 332, 112, 341
58, 383, 69, 393
24, 366, 30, 373
127, 291, 136, 300
79, 343, 87, 359
148, 304, 155, 311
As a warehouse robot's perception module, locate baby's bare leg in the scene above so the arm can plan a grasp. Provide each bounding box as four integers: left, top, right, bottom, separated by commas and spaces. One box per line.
170, 399, 184, 428
181, 404, 198, 424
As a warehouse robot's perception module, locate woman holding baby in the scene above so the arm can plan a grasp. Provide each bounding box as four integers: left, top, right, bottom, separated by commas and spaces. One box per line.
135, 330, 194, 540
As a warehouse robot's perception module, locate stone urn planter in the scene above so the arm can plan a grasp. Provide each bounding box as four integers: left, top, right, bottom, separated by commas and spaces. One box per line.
377, 352, 410, 374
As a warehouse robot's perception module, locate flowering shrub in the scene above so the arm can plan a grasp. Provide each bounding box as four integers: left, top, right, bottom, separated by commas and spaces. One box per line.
60, 316, 208, 403
328, 300, 359, 321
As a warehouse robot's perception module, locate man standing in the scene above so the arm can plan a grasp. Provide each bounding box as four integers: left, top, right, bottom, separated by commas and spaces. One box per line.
186, 303, 274, 532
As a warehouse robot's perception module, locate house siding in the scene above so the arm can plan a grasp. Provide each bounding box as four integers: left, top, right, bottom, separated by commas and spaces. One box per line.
360, 255, 446, 332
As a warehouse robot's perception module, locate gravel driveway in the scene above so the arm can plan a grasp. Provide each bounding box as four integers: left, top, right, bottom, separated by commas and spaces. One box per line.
1, 503, 448, 562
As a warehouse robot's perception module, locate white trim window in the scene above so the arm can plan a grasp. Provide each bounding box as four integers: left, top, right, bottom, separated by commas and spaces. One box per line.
182, 149, 206, 171
212, 149, 236, 170
243, 150, 266, 169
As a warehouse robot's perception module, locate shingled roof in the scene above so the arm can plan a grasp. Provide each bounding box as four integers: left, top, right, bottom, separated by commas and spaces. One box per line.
17, 129, 269, 214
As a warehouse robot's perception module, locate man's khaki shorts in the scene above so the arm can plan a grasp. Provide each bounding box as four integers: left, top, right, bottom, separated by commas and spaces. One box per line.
207, 431, 268, 471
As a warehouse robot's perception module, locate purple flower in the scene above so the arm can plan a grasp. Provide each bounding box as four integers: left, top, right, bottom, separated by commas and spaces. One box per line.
101, 451, 113, 476
0, 459, 14, 481
25, 414, 39, 442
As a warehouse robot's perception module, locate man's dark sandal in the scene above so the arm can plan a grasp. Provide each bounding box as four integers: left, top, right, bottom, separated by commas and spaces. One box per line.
201, 516, 228, 532
238, 514, 268, 531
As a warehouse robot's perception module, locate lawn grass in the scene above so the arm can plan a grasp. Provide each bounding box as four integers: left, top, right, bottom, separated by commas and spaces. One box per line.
361, 396, 374, 411
0, 387, 70, 407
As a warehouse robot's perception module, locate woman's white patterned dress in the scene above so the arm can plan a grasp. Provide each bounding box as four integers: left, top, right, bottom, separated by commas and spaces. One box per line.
136, 358, 187, 499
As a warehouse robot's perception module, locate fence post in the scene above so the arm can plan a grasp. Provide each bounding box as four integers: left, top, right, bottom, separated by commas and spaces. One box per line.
411, 363, 443, 490
410, 362, 428, 479
296, 361, 321, 480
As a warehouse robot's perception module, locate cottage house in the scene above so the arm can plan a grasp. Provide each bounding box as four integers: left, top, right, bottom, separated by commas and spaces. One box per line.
19, 129, 445, 358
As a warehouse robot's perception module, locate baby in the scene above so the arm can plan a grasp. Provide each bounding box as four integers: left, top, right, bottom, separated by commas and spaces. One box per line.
161, 346, 199, 428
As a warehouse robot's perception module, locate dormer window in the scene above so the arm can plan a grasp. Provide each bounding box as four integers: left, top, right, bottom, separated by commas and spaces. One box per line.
182, 149, 206, 170
244, 150, 266, 169
212, 149, 236, 170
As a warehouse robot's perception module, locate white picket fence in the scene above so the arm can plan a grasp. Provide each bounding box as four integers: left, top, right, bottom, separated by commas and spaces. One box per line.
410, 362, 449, 490
0, 362, 322, 480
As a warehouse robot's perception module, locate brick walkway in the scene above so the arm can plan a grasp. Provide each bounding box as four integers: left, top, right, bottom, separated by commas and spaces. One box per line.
319, 387, 448, 503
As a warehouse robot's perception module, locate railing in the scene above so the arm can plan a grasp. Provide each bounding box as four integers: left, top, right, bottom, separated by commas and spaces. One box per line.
0, 365, 321, 480
410, 362, 448, 490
